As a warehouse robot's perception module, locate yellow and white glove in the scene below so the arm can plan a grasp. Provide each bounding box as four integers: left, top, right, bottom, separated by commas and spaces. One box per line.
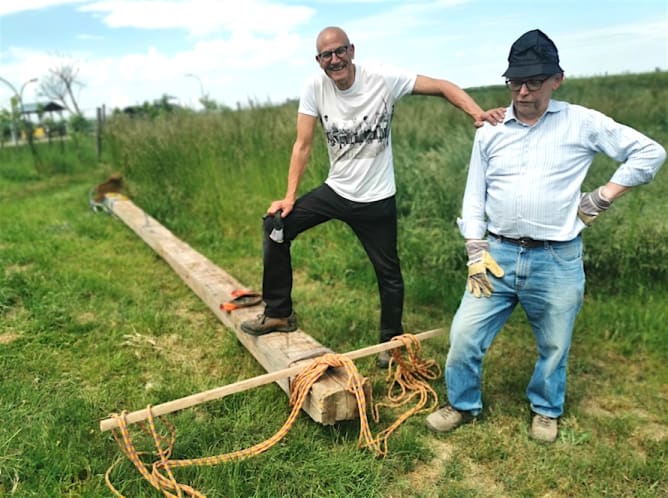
466, 239, 504, 298
578, 186, 612, 226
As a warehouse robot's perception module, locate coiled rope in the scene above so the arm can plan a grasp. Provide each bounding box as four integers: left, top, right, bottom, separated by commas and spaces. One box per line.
105, 333, 441, 497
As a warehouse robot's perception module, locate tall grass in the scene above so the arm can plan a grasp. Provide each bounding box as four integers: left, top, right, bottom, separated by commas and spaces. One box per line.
1, 72, 666, 497
105, 71, 668, 310
1, 133, 97, 180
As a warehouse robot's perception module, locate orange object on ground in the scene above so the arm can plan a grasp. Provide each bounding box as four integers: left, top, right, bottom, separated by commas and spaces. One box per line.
220, 289, 262, 312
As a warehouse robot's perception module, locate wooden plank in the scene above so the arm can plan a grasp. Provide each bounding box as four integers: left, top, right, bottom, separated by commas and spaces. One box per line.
103, 194, 369, 424
99, 328, 443, 432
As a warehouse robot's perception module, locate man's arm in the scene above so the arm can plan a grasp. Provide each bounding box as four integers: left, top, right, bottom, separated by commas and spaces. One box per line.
458, 134, 504, 298
268, 113, 318, 217
578, 113, 666, 225
457, 134, 489, 239
412, 75, 505, 126
599, 182, 629, 202
578, 182, 631, 226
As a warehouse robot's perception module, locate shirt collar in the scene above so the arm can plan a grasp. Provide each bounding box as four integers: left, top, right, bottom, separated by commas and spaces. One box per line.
504, 99, 566, 125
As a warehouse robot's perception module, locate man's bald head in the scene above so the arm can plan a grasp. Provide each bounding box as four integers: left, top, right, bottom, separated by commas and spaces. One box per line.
316, 26, 350, 52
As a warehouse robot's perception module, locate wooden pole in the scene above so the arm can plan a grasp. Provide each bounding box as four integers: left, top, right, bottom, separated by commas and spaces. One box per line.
99, 327, 444, 432
96, 107, 102, 162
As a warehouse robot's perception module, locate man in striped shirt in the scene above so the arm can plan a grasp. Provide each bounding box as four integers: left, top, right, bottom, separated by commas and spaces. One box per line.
426, 29, 665, 443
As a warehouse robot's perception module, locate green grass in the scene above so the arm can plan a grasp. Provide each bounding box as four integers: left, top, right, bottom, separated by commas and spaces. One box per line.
1, 72, 667, 497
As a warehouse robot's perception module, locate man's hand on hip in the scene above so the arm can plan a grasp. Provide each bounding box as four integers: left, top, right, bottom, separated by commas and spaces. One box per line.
465, 239, 504, 298
578, 186, 612, 226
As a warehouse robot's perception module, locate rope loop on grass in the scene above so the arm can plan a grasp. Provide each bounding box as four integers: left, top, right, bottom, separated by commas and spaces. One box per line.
105, 333, 440, 497
371, 334, 442, 455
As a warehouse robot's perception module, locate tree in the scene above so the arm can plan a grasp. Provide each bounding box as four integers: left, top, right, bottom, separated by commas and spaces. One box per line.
200, 95, 222, 111
68, 113, 91, 133
39, 58, 83, 115
0, 108, 13, 145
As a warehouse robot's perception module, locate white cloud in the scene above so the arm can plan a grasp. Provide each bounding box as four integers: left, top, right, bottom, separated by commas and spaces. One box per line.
74, 28, 312, 110
0, 47, 67, 98
0, 0, 85, 17
1, 1, 665, 118
78, 0, 315, 37
0, 1, 317, 114
4, 31, 312, 113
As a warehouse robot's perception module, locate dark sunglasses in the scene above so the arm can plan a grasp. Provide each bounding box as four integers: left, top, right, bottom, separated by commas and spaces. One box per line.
505, 76, 551, 91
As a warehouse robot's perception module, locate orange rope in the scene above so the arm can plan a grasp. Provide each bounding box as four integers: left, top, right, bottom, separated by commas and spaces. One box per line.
105, 333, 440, 497
371, 334, 441, 455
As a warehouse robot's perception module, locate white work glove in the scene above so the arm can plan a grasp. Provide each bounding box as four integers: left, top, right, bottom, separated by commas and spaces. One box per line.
465, 239, 504, 298
578, 187, 612, 226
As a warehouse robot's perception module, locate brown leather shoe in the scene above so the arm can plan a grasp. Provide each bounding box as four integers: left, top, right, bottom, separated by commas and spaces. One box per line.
240, 312, 297, 336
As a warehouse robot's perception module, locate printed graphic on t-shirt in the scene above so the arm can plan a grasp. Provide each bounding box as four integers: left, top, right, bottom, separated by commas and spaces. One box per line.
322, 100, 393, 162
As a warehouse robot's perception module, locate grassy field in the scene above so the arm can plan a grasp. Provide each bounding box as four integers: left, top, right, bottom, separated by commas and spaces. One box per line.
1, 72, 666, 497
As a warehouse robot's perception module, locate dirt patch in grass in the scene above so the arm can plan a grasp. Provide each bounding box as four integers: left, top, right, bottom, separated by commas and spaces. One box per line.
76, 311, 97, 324
399, 438, 509, 497
5, 263, 33, 275
121, 332, 190, 364
0, 332, 20, 344
171, 302, 213, 331
1, 304, 30, 335
406, 439, 454, 489
633, 422, 667, 442
582, 395, 667, 442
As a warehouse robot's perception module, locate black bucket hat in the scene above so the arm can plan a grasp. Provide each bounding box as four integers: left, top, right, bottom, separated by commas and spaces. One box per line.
502, 29, 563, 79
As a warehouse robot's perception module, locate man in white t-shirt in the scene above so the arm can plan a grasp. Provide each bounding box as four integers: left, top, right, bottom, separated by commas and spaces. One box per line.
241, 26, 504, 367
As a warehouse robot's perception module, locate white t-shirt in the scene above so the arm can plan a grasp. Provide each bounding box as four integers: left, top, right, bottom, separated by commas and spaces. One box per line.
298, 63, 416, 202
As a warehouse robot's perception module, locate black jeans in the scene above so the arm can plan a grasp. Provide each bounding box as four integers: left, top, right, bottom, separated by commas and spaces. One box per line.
262, 184, 404, 342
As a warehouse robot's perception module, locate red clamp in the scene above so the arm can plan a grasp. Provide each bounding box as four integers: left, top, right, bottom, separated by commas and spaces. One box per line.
221, 289, 262, 312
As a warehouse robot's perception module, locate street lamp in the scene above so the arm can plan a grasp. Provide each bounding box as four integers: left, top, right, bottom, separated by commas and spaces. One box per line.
0, 76, 38, 145
185, 73, 205, 98
20, 78, 38, 111
185, 73, 208, 108
19, 78, 38, 138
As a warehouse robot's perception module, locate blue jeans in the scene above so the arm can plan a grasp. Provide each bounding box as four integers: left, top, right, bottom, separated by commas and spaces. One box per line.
445, 235, 584, 418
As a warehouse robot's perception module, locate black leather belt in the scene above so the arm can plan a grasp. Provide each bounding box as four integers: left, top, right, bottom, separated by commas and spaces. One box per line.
489, 232, 547, 248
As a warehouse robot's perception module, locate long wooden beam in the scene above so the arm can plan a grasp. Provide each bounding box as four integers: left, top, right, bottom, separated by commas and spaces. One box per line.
101, 194, 379, 424
100, 328, 443, 432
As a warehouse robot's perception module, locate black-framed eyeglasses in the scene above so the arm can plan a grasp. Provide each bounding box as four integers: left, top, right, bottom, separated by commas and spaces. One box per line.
505, 76, 551, 92
317, 45, 349, 62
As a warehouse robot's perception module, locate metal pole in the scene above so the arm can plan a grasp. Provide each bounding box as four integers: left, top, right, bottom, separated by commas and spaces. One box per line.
19, 78, 38, 142
19, 78, 38, 112
185, 73, 205, 98
96, 107, 102, 162
185, 73, 206, 108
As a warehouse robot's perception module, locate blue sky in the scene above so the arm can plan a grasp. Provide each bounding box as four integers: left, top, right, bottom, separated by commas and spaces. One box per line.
1, 0, 666, 117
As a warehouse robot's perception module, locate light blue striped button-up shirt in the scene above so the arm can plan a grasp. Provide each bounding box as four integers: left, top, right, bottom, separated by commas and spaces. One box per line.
457, 100, 666, 241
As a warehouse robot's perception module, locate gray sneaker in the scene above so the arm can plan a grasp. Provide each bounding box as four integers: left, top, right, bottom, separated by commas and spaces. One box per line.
529, 413, 558, 443
425, 404, 475, 433
240, 312, 297, 336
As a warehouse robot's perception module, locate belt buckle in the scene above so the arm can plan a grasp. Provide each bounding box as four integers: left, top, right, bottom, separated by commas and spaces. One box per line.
518, 237, 532, 248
